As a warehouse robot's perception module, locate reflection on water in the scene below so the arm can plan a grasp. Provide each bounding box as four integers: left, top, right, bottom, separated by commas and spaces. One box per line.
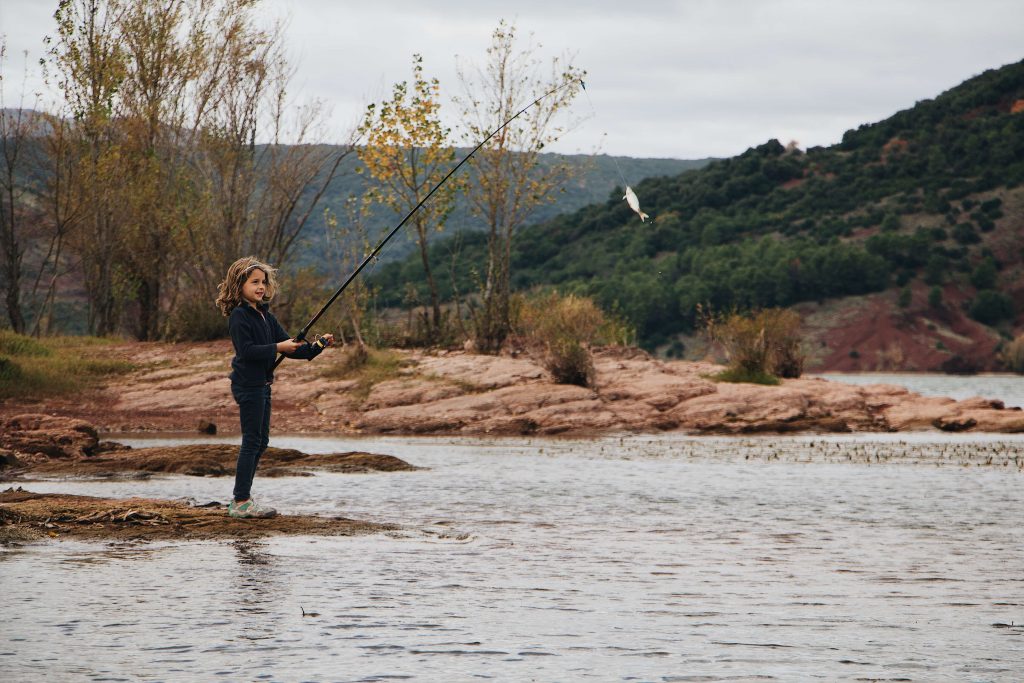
232, 540, 282, 623
2, 434, 1023, 681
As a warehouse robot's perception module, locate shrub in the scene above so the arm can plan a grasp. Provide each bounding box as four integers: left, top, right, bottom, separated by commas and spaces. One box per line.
969, 290, 1014, 325
1000, 335, 1024, 374
713, 366, 780, 386
515, 291, 633, 387
0, 356, 22, 381
165, 298, 227, 341
898, 286, 912, 308
703, 307, 805, 381
928, 285, 943, 309
952, 222, 981, 245
970, 257, 998, 290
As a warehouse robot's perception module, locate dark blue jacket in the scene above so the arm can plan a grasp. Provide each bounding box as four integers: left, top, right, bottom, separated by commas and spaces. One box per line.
228, 303, 322, 386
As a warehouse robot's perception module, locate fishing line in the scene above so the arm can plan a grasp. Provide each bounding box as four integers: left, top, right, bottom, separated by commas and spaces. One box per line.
580, 80, 630, 190
580, 80, 651, 223
273, 77, 581, 369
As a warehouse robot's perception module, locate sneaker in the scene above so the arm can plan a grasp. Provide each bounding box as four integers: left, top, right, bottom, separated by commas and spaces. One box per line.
227, 498, 277, 519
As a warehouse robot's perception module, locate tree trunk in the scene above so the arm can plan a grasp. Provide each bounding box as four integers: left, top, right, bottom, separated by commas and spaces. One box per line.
415, 220, 442, 341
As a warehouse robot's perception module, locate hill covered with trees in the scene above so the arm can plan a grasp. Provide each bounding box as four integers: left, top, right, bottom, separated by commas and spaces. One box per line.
372, 58, 1024, 367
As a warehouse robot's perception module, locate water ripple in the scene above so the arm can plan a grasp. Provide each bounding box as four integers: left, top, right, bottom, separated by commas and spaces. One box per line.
3, 433, 1023, 680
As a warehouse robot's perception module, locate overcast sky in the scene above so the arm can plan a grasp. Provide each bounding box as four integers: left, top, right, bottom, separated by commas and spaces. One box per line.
2, 0, 1022, 159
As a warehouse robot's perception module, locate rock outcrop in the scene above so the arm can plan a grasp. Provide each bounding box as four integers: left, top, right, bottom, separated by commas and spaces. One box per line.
2, 343, 1020, 436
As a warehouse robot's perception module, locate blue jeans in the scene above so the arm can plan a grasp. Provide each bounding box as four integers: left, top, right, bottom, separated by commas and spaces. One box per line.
232, 383, 271, 501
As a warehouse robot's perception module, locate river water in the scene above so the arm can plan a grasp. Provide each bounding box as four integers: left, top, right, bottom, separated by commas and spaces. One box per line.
3, 433, 1023, 682
813, 372, 1024, 408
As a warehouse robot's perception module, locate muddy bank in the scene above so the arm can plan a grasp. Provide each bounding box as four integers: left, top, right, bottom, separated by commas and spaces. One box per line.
2, 343, 1022, 436
0, 488, 395, 544
0, 414, 420, 482
2, 443, 419, 481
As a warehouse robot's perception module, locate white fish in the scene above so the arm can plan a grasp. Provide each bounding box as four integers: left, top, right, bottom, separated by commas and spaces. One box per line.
623, 186, 649, 222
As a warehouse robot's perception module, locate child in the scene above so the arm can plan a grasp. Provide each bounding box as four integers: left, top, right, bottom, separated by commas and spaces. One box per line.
215, 256, 333, 518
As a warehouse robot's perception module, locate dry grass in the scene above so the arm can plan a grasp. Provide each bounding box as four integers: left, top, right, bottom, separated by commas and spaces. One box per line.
514, 291, 634, 387
703, 307, 805, 384
0, 331, 135, 400
1000, 335, 1024, 373
319, 346, 410, 401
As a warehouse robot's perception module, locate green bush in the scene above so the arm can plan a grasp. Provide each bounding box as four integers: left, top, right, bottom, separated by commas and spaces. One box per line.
969, 290, 1014, 325
712, 366, 780, 385
165, 298, 227, 341
898, 286, 912, 308
952, 222, 981, 245
970, 257, 998, 289
0, 356, 23, 381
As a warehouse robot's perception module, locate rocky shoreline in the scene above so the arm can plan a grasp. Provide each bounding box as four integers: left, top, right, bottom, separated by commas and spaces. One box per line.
3, 342, 1022, 544
2, 342, 1021, 437
0, 413, 420, 544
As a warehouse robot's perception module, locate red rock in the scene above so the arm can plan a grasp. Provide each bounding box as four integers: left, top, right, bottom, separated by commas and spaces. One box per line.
4, 343, 1021, 436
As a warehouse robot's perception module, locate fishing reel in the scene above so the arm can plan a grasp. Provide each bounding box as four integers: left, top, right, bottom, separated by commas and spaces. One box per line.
312, 335, 331, 350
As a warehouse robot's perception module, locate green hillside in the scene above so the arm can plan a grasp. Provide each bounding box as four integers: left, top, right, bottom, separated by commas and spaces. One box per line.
372, 58, 1024, 349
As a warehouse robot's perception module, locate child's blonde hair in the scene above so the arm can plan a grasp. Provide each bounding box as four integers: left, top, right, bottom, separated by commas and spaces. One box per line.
215, 256, 279, 317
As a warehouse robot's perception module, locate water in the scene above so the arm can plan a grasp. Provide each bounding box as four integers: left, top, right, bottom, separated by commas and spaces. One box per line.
3, 434, 1023, 681
813, 372, 1024, 408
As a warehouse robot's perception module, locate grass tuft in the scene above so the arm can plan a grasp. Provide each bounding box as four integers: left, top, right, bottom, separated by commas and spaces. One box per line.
709, 367, 781, 386
320, 346, 410, 401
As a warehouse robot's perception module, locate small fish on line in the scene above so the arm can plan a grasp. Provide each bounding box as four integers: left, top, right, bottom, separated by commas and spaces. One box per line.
623, 186, 649, 222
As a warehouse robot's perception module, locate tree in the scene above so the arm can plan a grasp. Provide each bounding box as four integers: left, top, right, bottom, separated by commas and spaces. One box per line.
322, 202, 373, 348
970, 256, 997, 290
48, 0, 130, 336
0, 41, 41, 333
455, 20, 583, 353
45, 0, 357, 339
358, 54, 456, 343
181, 1, 358, 337
114, 0, 212, 339
969, 290, 1013, 326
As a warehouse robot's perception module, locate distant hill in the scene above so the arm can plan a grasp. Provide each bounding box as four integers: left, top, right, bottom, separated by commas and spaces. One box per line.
295, 151, 712, 267
371, 58, 1024, 371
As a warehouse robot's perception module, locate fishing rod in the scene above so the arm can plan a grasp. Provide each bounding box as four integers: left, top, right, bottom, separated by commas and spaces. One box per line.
274, 78, 582, 368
